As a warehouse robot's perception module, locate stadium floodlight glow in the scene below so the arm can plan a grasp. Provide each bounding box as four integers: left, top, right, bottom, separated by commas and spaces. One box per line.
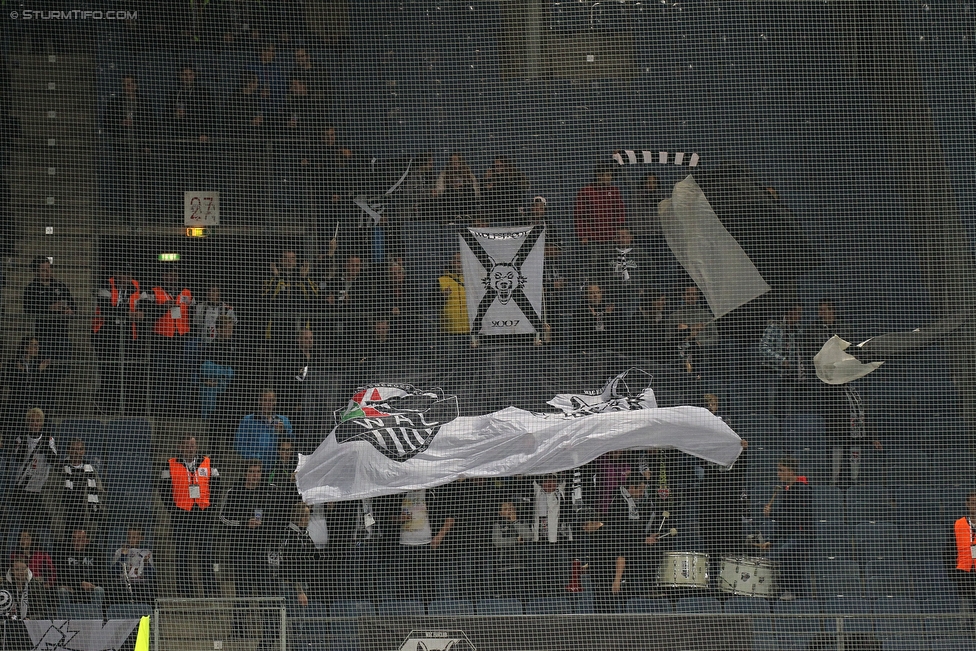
158, 253, 181, 262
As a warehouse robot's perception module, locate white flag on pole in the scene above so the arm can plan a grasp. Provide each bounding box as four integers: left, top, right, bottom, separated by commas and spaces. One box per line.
295, 370, 742, 504
660, 175, 771, 319
458, 225, 546, 335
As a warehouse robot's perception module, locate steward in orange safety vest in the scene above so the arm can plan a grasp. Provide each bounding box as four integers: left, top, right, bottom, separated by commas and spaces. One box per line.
151, 266, 193, 338
93, 267, 146, 341
160, 435, 219, 512
951, 491, 976, 600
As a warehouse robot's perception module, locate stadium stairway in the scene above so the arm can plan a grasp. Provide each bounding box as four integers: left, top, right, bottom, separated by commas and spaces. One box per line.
4, 52, 98, 414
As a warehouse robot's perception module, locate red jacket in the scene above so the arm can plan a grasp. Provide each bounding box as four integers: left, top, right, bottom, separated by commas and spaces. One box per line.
574, 184, 626, 243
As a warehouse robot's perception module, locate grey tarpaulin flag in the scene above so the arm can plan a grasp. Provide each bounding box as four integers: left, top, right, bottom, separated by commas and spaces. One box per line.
295, 369, 743, 503
659, 175, 771, 319
814, 310, 968, 384
24, 618, 141, 651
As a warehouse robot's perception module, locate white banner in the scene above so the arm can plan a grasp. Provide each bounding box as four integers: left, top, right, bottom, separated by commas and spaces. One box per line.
23, 618, 139, 651
296, 370, 743, 503
458, 226, 546, 335
660, 175, 770, 319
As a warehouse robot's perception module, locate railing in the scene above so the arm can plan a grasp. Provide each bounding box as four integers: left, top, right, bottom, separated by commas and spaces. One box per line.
145, 599, 976, 651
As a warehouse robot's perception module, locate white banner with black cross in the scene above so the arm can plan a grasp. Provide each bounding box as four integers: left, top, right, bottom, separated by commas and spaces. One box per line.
458, 225, 546, 336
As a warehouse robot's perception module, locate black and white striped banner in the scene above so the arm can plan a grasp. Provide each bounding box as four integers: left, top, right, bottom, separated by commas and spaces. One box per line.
613, 150, 700, 167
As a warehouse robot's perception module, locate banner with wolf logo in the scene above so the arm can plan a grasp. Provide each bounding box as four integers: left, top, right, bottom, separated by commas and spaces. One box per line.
458, 225, 546, 335
296, 369, 743, 504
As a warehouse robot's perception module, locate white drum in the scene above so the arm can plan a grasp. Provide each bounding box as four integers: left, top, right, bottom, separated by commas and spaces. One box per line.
658, 551, 710, 588
718, 557, 777, 597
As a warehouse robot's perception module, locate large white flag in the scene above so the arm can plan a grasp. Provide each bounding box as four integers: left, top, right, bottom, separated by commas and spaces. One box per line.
22, 618, 140, 651
660, 175, 771, 319
458, 225, 546, 335
295, 370, 742, 503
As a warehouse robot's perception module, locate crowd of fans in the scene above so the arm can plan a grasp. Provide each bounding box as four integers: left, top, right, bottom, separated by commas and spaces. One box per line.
2, 148, 895, 626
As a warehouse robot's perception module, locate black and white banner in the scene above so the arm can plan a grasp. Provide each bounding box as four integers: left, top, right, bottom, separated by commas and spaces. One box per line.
296, 369, 743, 503
458, 225, 546, 336
5, 618, 141, 651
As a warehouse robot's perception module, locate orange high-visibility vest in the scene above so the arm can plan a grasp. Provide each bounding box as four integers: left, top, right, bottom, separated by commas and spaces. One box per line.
92, 277, 141, 339
956, 517, 975, 571
153, 287, 192, 337
168, 457, 213, 511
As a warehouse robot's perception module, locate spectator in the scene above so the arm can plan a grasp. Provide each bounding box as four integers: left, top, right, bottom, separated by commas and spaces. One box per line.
219, 459, 277, 645
263, 250, 318, 360
5, 336, 55, 431
91, 262, 147, 415
392, 152, 436, 224
169, 65, 214, 186
110, 525, 155, 604
227, 71, 273, 221
158, 435, 220, 598
5, 556, 50, 620
526, 474, 574, 598
541, 239, 570, 345
823, 384, 882, 487
290, 46, 331, 114
760, 303, 814, 418
148, 265, 194, 413
274, 502, 316, 609
603, 227, 646, 320
490, 497, 532, 598
438, 253, 473, 340
194, 285, 238, 344
10, 408, 57, 532
23, 255, 77, 364
435, 478, 494, 600
60, 438, 106, 537
528, 195, 549, 226
201, 315, 245, 426
375, 261, 423, 351
234, 389, 295, 471
322, 254, 374, 356
574, 282, 616, 354
171, 65, 215, 144
760, 455, 813, 600
57, 528, 106, 613
433, 153, 480, 223
248, 41, 286, 114
667, 285, 718, 384
574, 163, 626, 269
102, 74, 155, 213
275, 329, 315, 448
395, 489, 454, 604
482, 155, 529, 226
629, 291, 669, 362
12, 530, 57, 597
282, 73, 324, 140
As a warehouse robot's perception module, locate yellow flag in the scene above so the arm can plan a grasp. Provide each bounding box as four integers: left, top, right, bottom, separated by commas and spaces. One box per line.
135, 615, 150, 651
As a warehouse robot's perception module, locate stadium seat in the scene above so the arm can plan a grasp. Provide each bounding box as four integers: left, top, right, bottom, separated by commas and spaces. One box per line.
820, 596, 874, 633
57, 603, 103, 620
846, 485, 894, 524
782, 412, 826, 451
106, 603, 153, 619
881, 636, 931, 651
523, 597, 576, 615
624, 598, 673, 614
853, 521, 905, 564
813, 560, 864, 599
773, 598, 822, 651
56, 419, 108, 462
931, 639, 976, 651
673, 596, 722, 614
376, 599, 426, 617
813, 521, 854, 561
292, 601, 331, 650
427, 599, 475, 616
864, 561, 914, 599
812, 485, 846, 523
330, 600, 375, 650
872, 597, 923, 637
476, 598, 523, 616
723, 597, 776, 651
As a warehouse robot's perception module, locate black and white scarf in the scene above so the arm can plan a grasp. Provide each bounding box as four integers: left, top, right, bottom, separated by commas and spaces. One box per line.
64, 461, 102, 517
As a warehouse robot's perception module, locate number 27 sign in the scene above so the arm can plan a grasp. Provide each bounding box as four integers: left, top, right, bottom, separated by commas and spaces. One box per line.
184, 191, 220, 226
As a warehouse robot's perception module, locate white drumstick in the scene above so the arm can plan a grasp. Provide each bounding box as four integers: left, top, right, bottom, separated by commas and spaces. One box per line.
656, 510, 671, 534
658, 528, 679, 539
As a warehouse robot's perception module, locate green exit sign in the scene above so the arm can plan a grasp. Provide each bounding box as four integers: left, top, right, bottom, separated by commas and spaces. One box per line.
158, 253, 181, 262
